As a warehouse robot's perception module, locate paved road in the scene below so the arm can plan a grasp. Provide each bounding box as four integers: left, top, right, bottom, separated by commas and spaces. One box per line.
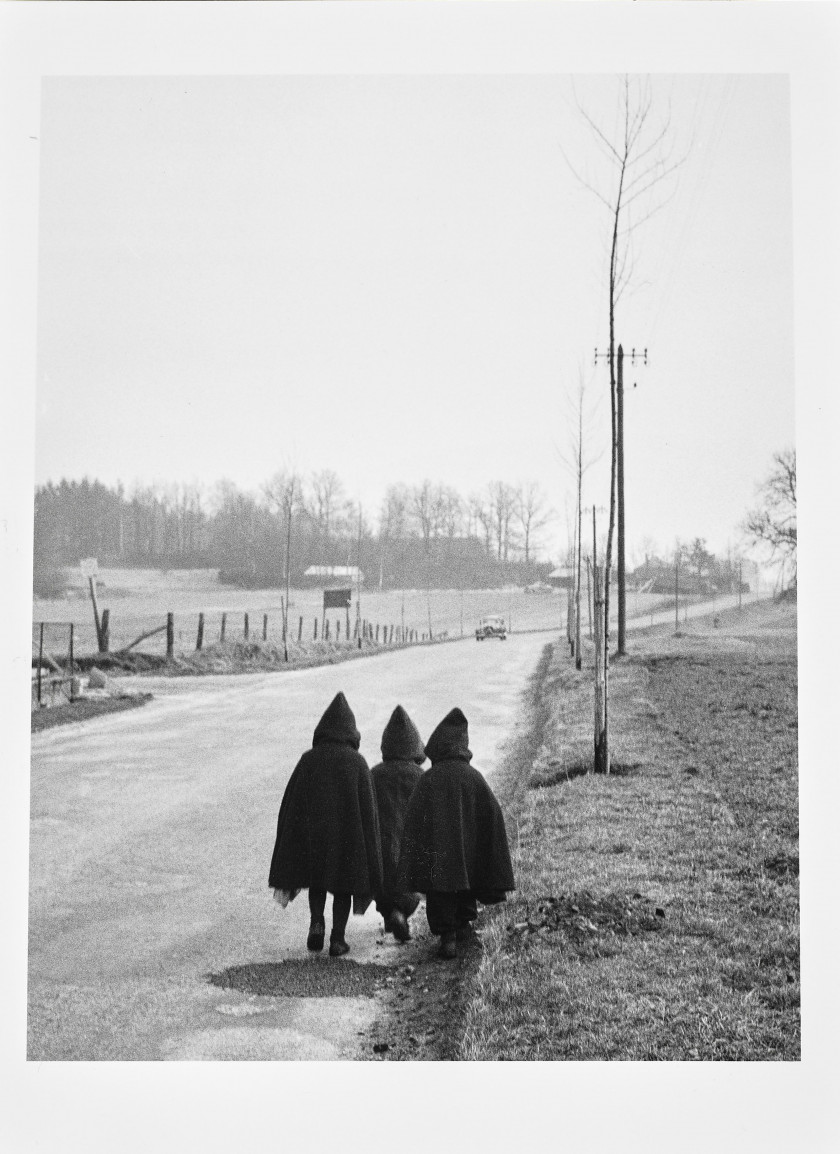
28, 631, 550, 1060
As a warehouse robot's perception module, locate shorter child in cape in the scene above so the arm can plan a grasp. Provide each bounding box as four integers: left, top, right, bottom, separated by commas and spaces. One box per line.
370, 705, 426, 942
397, 707, 515, 959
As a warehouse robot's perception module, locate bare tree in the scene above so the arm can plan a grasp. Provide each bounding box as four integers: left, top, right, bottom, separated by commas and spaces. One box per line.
468, 493, 494, 556
514, 481, 551, 566
488, 481, 517, 561
410, 480, 437, 555
744, 448, 797, 584
263, 470, 304, 654
567, 76, 685, 771
308, 469, 345, 562
558, 369, 604, 673
437, 485, 464, 539
379, 483, 411, 542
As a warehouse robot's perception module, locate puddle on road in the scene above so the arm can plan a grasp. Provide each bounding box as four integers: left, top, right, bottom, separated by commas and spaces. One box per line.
208, 958, 392, 998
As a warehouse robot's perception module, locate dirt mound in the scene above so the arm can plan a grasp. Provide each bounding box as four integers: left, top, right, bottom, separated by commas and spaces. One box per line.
506, 891, 665, 959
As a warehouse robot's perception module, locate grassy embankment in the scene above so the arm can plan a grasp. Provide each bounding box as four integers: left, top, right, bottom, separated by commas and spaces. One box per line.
461, 600, 799, 1060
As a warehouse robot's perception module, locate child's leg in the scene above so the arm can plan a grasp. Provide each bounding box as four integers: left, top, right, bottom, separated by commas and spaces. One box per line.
375, 895, 394, 922
427, 892, 459, 958
309, 888, 327, 922
455, 893, 478, 939
455, 893, 478, 925
307, 888, 327, 951
329, 892, 352, 955
425, 891, 457, 936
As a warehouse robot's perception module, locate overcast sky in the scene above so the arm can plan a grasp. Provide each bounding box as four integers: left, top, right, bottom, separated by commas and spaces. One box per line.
35, 73, 794, 561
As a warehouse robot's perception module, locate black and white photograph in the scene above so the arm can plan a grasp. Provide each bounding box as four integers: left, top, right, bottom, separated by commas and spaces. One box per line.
2, 2, 838, 1152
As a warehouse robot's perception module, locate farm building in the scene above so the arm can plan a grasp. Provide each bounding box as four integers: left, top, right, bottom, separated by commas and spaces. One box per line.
303, 565, 364, 587
548, 567, 575, 589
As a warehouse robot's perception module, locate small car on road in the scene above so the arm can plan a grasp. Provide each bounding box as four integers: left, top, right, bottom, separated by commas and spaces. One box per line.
476, 615, 507, 641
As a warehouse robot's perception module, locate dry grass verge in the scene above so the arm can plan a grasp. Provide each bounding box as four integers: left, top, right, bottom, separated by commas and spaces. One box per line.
30, 692, 153, 733
460, 600, 799, 1060
70, 634, 455, 677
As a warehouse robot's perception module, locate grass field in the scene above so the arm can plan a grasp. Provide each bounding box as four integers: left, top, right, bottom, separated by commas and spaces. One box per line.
460, 598, 799, 1060
33, 567, 696, 660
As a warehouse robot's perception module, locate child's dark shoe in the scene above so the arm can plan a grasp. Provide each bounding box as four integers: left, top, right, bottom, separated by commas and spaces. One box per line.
438, 931, 457, 960
455, 920, 474, 942
307, 919, 325, 952
329, 937, 350, 957
387, 910, 411, 942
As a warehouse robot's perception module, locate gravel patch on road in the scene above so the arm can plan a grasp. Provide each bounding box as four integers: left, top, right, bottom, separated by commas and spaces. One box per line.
207, 958, 392, 998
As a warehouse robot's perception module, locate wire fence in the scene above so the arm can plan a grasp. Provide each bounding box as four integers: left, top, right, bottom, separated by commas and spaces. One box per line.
31, 586, 772, 715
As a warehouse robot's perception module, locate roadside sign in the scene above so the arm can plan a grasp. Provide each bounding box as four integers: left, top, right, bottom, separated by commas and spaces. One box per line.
323, 588, 352, 609
80, 558, 99, 578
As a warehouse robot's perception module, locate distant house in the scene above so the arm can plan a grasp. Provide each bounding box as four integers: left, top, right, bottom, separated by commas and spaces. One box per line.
548, 567, 576, 589
629, 559, 714, 595
303, 565, 364, 586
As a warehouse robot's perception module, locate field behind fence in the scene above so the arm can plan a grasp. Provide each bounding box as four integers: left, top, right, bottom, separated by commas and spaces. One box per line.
32, 568, 742, 665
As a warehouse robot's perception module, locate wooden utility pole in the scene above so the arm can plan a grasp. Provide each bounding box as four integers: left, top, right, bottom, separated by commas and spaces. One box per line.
596, 344, 648, 657
586, 557, 592, 639
284, 483, 294, 663
68, 624, 75, 701
575, 455, 583, 671
738, 559, 743, 610
37, 623, 44, 705
356, 505, 363, 648
592, 506, 605, 773
616, 346, 626, 654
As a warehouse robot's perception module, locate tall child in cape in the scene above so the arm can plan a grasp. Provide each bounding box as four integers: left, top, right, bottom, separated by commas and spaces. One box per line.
397, 707, 515, 959
370, 705, 426, 942
268, 692, 383, 957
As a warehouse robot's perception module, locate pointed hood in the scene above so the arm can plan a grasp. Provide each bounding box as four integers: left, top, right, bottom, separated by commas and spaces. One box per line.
424, 707, 472, 764
380, 705, 425, 763
312, 692, 361, 750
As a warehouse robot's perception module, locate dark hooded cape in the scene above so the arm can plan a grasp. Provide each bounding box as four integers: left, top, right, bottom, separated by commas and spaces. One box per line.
268, 692, 383, 914
397, 708, 515, 899
370, 706, 425, 904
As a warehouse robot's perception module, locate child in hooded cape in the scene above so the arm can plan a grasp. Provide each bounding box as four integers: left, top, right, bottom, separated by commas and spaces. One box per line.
370, 705, 426, 942
397, 707, 515, 959
268, 691, 383, 957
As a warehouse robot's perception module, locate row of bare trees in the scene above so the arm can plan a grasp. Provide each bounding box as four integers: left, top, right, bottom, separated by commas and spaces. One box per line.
33, 471, 554, 594
380, 479, 551, 563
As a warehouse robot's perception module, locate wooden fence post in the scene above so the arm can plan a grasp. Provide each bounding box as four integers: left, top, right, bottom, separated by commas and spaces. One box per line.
263, 613, 268, 642
196, 612, 205, 651
244, 613, 249, 641
38, 622, 44, 706
325, 620, 330, 641
298, 616, 303, 641
375, 624, 379, 642
99, 608, 110, 653
167, 613, 174, 658
220, 612, 227, 642
314, 618, 318, 640
68, 623, 75, 701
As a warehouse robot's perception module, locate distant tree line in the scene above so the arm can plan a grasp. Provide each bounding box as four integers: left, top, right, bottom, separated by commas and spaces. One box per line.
33, 472, 554, 596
